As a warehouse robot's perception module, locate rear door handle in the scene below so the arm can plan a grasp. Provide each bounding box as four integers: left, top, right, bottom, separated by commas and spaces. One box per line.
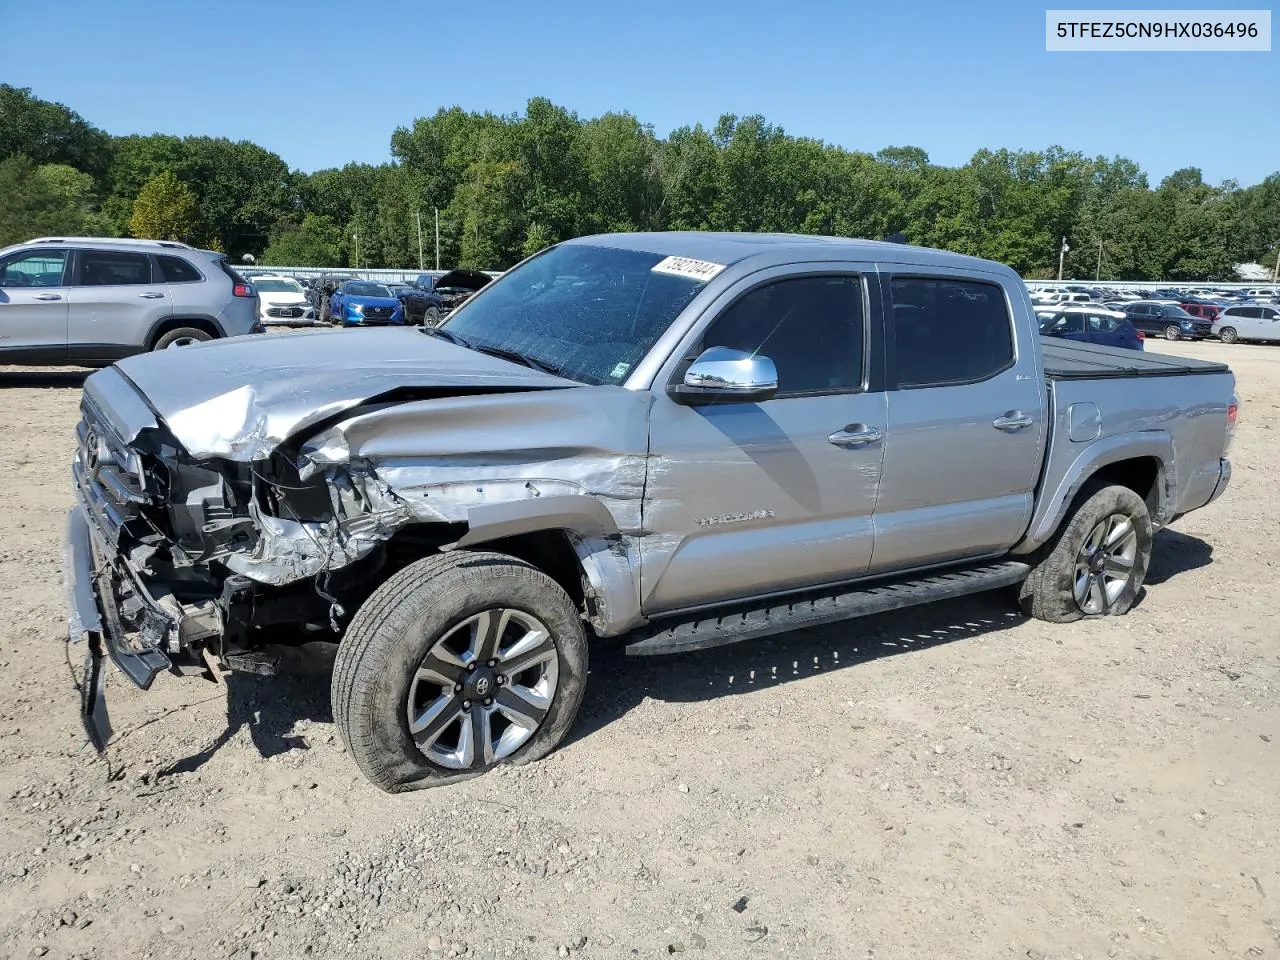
138, 292, 165, 299
993, 411, 1034, 432
828, 424, 883, 448
34, 293, 62, 301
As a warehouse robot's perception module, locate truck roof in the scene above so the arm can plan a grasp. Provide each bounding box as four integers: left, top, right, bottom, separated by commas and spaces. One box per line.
566, 231, 1016, 279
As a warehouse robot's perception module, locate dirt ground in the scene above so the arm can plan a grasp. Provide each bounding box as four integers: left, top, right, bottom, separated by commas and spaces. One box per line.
0, 338, 1276, 960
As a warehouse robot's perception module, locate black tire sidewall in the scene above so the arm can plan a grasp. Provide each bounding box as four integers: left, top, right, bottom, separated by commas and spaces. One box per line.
345, 556, 588, 791
154, 327, 212, 351
1041, 484, 1153, 619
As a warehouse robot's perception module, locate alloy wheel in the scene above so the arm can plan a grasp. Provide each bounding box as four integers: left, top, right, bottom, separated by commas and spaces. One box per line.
405, 608, 559, 769
1073, 513, 1138, 614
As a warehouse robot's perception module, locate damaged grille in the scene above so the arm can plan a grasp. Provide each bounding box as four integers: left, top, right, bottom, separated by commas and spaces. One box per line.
72, 399, 149, 547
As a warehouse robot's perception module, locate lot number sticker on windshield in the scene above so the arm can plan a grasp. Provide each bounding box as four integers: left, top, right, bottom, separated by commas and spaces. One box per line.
651, 256, 726, 282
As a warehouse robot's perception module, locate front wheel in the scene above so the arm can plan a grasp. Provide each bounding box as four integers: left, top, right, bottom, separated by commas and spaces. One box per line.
1164, 325, 1182, 341
1019, 482, 1153, 623
424, 306, 442, 326
332, 552, 588, 793
1219, 326, 1239, 344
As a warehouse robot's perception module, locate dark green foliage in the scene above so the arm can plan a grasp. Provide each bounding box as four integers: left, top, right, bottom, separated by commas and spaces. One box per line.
1, 87, 1276, 279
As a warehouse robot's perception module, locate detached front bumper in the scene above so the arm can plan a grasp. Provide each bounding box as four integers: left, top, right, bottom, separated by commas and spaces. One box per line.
63, 507, 172, 751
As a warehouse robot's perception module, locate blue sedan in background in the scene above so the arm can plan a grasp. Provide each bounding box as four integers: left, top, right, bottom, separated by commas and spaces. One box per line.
1037, 306, 1144, 351
330, 281, 407, 327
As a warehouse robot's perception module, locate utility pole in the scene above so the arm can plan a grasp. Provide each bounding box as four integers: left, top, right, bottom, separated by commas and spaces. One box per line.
1274, 246, 1279, 282
1058, 237, 1070, 281
352, 229, 359, 270
1096, 240, 1104, 281
434, 208, 440, 271
415, 211, 424, 271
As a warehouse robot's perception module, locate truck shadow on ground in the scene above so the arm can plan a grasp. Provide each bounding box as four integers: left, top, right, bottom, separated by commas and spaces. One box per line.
155, 643, 336, 779
1144, 526, 1213, 586
153, 528, 1214, 771
0, 370, 89, 388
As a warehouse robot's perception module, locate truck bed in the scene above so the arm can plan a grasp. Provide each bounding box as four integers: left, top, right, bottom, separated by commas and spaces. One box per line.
1042, 340, 1229, 380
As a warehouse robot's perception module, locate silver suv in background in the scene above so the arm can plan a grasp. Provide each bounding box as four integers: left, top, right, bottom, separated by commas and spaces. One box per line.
0, 237, 262, 365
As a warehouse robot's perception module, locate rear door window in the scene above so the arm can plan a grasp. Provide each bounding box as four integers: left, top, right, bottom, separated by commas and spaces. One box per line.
888, 277, 1014, 388
77, 250, 153, 285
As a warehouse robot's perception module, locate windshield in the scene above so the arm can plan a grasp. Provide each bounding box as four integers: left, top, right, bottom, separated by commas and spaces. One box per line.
440, 244, 713, 385
344, 282, 392, 297
254, 278, 301, 294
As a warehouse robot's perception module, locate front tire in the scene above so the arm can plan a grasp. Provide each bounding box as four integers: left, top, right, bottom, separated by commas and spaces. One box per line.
424, 306, 442, 326
332, 552, 588, 793
1219, 326, 1239, 344
1164, 324, 1182, 341
1019, 482, 1153, 623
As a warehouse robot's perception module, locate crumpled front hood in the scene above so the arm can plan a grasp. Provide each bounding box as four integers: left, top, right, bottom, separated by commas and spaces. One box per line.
106, 328, 574, 461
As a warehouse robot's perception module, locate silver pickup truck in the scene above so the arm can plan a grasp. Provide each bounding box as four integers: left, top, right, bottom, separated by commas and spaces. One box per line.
65, 233, 1237, 792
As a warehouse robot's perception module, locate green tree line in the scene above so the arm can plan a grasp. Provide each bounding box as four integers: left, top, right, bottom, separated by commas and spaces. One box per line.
2, 84, 1277, 280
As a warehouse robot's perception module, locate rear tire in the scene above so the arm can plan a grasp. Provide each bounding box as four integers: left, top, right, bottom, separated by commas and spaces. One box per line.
1019, 482, 1153, 623
332, 551, 588, 793
153, 327, 212, 350
1219, 327, 1238, 344
1163, 325, 1181, 341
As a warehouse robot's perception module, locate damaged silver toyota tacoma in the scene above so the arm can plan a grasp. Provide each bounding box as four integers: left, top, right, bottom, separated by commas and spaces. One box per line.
65, 233, 1238, 792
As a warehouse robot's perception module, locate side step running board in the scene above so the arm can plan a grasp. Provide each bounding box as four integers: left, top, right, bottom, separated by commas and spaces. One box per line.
625, 560, 1030, 656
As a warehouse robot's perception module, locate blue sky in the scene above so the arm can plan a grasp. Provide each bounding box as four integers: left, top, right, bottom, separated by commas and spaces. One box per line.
2, 0, 1275, 186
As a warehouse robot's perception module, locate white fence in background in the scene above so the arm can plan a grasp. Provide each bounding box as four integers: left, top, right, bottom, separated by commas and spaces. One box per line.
240, 267, 504, 283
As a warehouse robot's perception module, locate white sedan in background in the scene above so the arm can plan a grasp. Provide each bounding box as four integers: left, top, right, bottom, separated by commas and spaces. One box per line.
251, 275, 316, 326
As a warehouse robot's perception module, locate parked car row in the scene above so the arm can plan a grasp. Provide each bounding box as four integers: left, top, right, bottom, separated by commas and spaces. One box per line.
252, 270, 493, 329
1031, 282, 1280, 345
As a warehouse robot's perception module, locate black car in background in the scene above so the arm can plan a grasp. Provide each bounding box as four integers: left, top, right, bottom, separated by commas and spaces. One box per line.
307, 273, 358, 324
414, 269, 493, 311
1121, 301, 1215, 341
387, 284, 447, 326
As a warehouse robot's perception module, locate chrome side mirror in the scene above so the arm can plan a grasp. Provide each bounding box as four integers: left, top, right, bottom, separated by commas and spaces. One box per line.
669, 346, 778, 405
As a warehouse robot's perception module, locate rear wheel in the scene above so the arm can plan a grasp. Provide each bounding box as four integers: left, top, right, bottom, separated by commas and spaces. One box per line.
1019, 482, 1153, 623
332, 552, 588, 793
1219, 326, 1239, 344
1163, 325, 1182, 341
154, 327, 212, 350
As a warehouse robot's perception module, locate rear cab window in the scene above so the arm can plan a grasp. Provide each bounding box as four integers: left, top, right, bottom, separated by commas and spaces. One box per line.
888, 276, 1014, 388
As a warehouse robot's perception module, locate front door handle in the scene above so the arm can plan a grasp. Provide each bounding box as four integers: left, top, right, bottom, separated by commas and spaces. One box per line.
993, 411, 1034, 432
828, 424, 883, 448
33, 293, 62, 301
138, 292, 165, 299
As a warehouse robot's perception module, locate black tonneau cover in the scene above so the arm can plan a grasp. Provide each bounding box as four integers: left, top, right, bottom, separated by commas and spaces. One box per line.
1042, 340, 1229, 380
